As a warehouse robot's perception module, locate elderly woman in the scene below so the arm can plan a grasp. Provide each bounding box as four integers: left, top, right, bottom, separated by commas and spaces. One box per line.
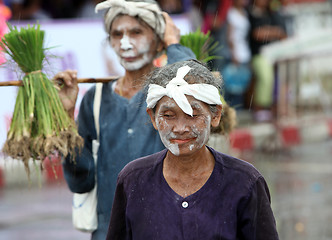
55, 0, 195, 239
106, 60, 279, 240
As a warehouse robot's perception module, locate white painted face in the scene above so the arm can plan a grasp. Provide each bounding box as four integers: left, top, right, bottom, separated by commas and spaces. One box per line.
152, 96, 213, 156
109, 15, 160, 71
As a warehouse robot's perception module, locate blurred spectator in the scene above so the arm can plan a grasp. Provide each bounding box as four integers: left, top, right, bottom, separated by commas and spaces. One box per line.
247, 0, 287, 121
42, 0, 77, 19
2, 0, 9, 7
0, 0, 11, 64
10, 0, 51, 20
222, 0, 252, 109
200, 0, 232, 33
9, 0, 77, 20
187, 0, 232, 33
192, 0, 232, 72
76, 0, 104, 19
187, 0, 203, 31
156, 0, 184, 14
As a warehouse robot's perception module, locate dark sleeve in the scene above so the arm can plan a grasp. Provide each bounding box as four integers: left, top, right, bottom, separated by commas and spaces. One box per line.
106, 176, 129, 240
166, 43, 196, 64
238, 176, 279, 240
62, 87, 97, 193
272, 11, 287, 33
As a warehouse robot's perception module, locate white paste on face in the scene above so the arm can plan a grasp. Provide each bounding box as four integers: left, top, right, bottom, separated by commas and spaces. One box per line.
187, 102, 211, 152
162, 131, 180, 156
120, 34, 133, 50
155, 98, 212, 156
112, 22, 155, 71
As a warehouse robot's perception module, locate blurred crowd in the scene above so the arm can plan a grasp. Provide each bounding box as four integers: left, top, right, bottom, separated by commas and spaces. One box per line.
2, 0, 288, 122
190, 0, 287, 122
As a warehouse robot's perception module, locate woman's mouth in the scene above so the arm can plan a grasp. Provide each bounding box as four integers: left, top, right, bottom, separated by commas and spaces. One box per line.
120, 51, 138, 61
170, 138, 195, 144
121, 56, 138, 62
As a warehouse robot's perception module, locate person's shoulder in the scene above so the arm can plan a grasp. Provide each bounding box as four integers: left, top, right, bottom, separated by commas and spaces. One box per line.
82, 79, 119, 102
209, 146, 262, 180
166, 44, 196, 64
227, 7, 237, 16
82, 85, 96, 100
118, 149, 167, 180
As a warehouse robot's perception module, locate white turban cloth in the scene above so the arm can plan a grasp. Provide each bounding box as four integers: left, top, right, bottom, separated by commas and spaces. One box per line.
95, 0, 165, 40
146, 65, 223, 116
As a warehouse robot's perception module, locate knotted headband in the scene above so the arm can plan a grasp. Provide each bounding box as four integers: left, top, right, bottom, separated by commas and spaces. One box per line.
95, 0, 165, 40
146, 65, 223, 116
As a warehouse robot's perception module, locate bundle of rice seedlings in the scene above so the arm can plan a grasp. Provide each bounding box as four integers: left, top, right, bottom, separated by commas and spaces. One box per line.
0, 23, 83, 175
180, 28, 221, 63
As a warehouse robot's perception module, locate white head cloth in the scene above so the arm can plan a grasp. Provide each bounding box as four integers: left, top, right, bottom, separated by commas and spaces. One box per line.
146, 65, 222, 116
95, 0, 165, 40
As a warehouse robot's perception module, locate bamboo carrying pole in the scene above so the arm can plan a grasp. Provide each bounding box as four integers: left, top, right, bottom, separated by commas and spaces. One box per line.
0, 77, 119, 87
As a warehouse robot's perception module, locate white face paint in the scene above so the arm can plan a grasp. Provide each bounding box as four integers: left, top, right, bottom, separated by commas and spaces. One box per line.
120, 34, 133, 50
110, 15, 159, 71
154, 97, 212, 156
117, 34, 153, 71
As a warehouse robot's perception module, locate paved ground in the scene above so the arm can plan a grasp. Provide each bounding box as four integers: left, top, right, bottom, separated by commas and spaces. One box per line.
0, 183, 90, 240
247, 140, 332, 240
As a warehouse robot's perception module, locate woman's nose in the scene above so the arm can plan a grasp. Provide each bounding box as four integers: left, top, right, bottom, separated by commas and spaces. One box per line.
172, 117, 190, 133
120, 35, 133, 50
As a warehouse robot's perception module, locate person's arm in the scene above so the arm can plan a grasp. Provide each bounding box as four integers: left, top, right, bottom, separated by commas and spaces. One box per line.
53, 70, 78, 120
162, 12, 196, 64
252, 25, 286, 42
166, 44, 196, 64
62, 87, 97, 193
106, 176, 129, 240
53, 69, 96, 193
238, 176, 279, 240
226, 12, 238, 65
251, 11, 287, 42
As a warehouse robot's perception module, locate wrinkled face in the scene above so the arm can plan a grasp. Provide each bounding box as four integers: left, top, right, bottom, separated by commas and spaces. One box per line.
109, 15, 161, 71
150, 96, 215, 156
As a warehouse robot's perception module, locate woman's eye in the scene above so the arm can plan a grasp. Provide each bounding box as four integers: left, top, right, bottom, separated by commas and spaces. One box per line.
192, 112, 200, 117
111, 31, 122, 38
132, 30, 142, 36
162, 112, 175, 118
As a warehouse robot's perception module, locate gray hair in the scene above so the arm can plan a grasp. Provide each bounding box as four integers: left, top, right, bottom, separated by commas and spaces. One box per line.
146, 59, 223, 114
147, 60, 222, 88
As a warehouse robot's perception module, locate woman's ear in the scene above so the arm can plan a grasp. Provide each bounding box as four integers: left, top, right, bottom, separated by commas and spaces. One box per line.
147, 108, 158, 130
211, 105, 223, 128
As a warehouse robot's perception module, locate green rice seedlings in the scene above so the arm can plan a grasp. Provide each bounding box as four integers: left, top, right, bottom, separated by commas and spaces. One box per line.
180, 28, 221, 63
0, 23, 83, 175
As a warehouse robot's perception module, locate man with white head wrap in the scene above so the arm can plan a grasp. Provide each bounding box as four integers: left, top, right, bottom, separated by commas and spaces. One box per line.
106, 59, 279, 240
56, 0, 196, 239
95, 0, 165, 40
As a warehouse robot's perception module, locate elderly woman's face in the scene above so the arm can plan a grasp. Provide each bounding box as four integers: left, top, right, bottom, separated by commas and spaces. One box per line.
149, 96, 219, 156
109, 15, 161, 71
